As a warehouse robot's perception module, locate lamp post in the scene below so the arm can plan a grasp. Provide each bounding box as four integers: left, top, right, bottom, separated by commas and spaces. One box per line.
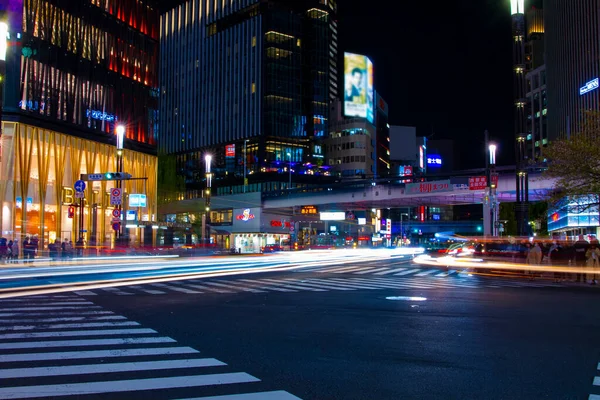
0, 17, 8, 144
287, 152, 292, 190
399, 212, 408, 246
202, 154, 212, 246
115, 124, 125, 245
486, 134, 498, 237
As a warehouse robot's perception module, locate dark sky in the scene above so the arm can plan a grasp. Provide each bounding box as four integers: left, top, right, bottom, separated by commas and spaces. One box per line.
337, 0, 541, 169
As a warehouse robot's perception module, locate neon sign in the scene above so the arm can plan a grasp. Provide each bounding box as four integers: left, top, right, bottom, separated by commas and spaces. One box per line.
580, 78, 599, 95
427, 155, 442, 166
86, 109, 117, 122
236, 208, 255, 222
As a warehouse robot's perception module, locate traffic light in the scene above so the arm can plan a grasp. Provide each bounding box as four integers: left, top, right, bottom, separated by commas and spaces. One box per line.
105, 172, 131, 180
68, 206, 75, 218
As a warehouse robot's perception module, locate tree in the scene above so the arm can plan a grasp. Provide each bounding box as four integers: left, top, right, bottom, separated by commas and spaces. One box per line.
157, 152, 186, 205
543, 110, 600, 211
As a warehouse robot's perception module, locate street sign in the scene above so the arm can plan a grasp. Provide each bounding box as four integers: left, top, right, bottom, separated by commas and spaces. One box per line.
87, 174, 104, 181
112, 222, 121, 231
112, 209, 121, 218
289, 226, 295, 232
469, 175, 499, 190
111, 217, 121, 223
74, 191, 84, 199
74, 180, 86, 192
110, 188, 122, 205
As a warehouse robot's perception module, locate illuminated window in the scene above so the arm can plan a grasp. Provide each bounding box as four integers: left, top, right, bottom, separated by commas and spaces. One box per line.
251, 83, 256, 93
297, 39, 301, 47
252, 36, 256, 47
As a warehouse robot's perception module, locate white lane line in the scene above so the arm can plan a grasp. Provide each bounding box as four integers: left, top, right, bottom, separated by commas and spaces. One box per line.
354, 267, 390, 275
348, 278, 414, 288
322, 278, 386, 290
308, 265, 366, 273
435, 270, 457, 277
204, 281, 264, 293
0, 315, 126, 323
258, 279, 327, 292
0, 306, 102, 311
414, 269, 440, 277
394, 268, 422, 276
100, 287, 134, 295
152, 283, 202, 294
366, 277, 461, 288
588, 394, 600, 400
0, 336, 176, 350
592, 376, 600, 386
374, 267, 408, 275
292, 279, 357, 291
129, 285, 166, 295
0, 358, 226, 379
0, 372, 259, 399
0, 311, 113, 318
0, 346, 199, 363
0, 301, 94, 306
178, 391, 302, 400
239, 280, 297, 292
0, 328, 157, 339
303, 279, 375, 290
73, 291, 98, 296
0, 321, 140, 331
332, 266, 376, 273
183, 283, 229, 293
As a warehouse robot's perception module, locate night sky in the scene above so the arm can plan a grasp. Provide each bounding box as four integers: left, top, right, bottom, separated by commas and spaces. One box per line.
338, 0, 541, 169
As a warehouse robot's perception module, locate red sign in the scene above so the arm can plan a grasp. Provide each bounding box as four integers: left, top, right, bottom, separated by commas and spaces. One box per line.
271, 220, 291, 228
235, 208, 255, 221
469, 175, 498, 190
68, 206, 75, 219
225, 144, 235, 157
406, 180, 452, 194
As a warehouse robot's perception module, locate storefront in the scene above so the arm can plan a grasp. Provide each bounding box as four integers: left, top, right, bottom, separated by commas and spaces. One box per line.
0, 122, 158, 249
229, 208, 291, 253
548, 196, 600, 238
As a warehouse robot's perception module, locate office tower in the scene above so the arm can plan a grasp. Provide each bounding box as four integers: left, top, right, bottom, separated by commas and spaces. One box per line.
160, 0, 338, 196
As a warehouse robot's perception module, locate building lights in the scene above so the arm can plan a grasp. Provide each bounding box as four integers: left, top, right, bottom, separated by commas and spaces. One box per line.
510, 0, 524, 15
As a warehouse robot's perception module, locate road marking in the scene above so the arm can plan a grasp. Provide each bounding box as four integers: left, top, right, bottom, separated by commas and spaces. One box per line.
129, 285, 166, 294
0, 346, 199, 362
588, 395, 600, 400
354, 267, 390, 275
0, 315, 126, 323
435, 270, 457, 277
0, 336, 176, 349
303, 278, 376, 290
0, 301, 93, 306
100, 287, 134, 295
374, 267, 408, 275
0, 310, 113, 317
178, 391, 302, 400
152, 283, 202, 294
259, 279, 327, 292
306, 265, 367, 273
0, 306, 102, 311
0, 321, 140, 331
0, 372, 260, 399
204, 281, 266, 293
294, 279, 358, 291
593, 376, 600, 386
393, 268, 421, 276
73, 291, 98, 296
183, 283, 230, 293
239, 279, 297, 292
0, 328, 157, 339
0, 358, 226, 379
323, 278, 387, 289
414, 269, 440, 277
332, 266, 376, 273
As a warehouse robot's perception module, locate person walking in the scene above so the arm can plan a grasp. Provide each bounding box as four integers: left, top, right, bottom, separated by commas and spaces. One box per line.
11, 239, 18, 264
22, 236, 31, 264
586, 243, 600, 285
526, 242, 542, 279
573, 235, 590, 283
548, 240, 563, 282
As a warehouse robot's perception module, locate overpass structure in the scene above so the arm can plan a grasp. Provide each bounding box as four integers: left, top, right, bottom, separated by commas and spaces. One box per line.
262, 170, 556, 210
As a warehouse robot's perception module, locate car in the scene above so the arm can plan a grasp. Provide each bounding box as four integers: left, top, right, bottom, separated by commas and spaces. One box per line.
261, 245, 282, 253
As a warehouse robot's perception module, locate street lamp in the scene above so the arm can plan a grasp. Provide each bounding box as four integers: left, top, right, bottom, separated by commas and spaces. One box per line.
484, 133, 499, 237
115, 124, 125, 245
399, 212, 408, 247
488, 143, 497, 167
202, 154, 212, 245
287, 152, 292, 190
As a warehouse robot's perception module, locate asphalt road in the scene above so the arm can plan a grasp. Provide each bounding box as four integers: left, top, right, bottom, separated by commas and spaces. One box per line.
1, 261, 600, 400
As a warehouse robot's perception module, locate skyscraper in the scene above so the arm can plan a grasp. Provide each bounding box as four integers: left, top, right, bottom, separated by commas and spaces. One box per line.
545, 0, 600, 140
160, 0, 338, 196
0, 0, 159, 247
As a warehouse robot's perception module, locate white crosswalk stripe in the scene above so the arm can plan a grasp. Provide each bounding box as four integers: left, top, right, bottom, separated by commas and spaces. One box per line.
0, 295, 300, 399
374, 267, 408, 275
354, 267, 390, 275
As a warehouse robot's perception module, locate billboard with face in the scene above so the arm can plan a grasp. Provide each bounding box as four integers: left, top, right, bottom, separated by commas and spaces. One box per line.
344, 52, 374, 123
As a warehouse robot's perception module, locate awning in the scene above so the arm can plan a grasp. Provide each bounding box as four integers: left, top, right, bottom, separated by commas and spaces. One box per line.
211, 228, 231, 235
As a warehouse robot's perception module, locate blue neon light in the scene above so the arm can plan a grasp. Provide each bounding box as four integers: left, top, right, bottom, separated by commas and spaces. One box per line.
426, 154, 442, 166
86, 109, 117, 122
580, 78, 599, 95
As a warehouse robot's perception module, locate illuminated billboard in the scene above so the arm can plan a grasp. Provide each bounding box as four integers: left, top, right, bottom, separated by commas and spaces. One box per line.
344, 52, 374, 123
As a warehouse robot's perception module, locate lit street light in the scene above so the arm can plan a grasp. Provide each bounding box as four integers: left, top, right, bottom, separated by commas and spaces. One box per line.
287, 152, 292, 190
115, 124, 125, 245
202, 154, 212, 245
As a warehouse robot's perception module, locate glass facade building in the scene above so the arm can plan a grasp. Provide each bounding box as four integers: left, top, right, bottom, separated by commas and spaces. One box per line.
0, 0, 159, 248
159, 0, 337, 195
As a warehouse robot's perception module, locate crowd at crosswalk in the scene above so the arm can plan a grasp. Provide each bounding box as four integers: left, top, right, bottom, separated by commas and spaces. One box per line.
0, 294, 301, 399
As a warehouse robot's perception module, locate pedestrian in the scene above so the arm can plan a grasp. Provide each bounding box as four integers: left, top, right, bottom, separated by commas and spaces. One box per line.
573, 235, 589, 282
61, 239, 69, 261
68, 240, 74, 259
6, 240, 13, 264
11, 239, 18, 264
48, 240, 57, 263
31, 235, 39, 263
0, 238, 7, 264
526, 242, 542, 280
22, 236, 31, 264
586, 244, 600, 285
548, 240, 563, 282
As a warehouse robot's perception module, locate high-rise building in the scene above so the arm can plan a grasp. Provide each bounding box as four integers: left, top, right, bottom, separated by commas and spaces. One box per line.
0, 0, 159, 247
545, 0, 600, 141
159, 0, 338, 196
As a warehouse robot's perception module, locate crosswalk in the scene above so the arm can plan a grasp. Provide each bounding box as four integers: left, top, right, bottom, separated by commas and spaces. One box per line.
0, 294, 301, 399
293, 261, 460, 277
71, 272, 562, 298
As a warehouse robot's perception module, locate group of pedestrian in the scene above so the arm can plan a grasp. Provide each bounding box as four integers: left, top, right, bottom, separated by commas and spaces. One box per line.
523, 235, 599, 284
22, 236, 39, 264
48, 239, 74, 262
0, 238, 19, 264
